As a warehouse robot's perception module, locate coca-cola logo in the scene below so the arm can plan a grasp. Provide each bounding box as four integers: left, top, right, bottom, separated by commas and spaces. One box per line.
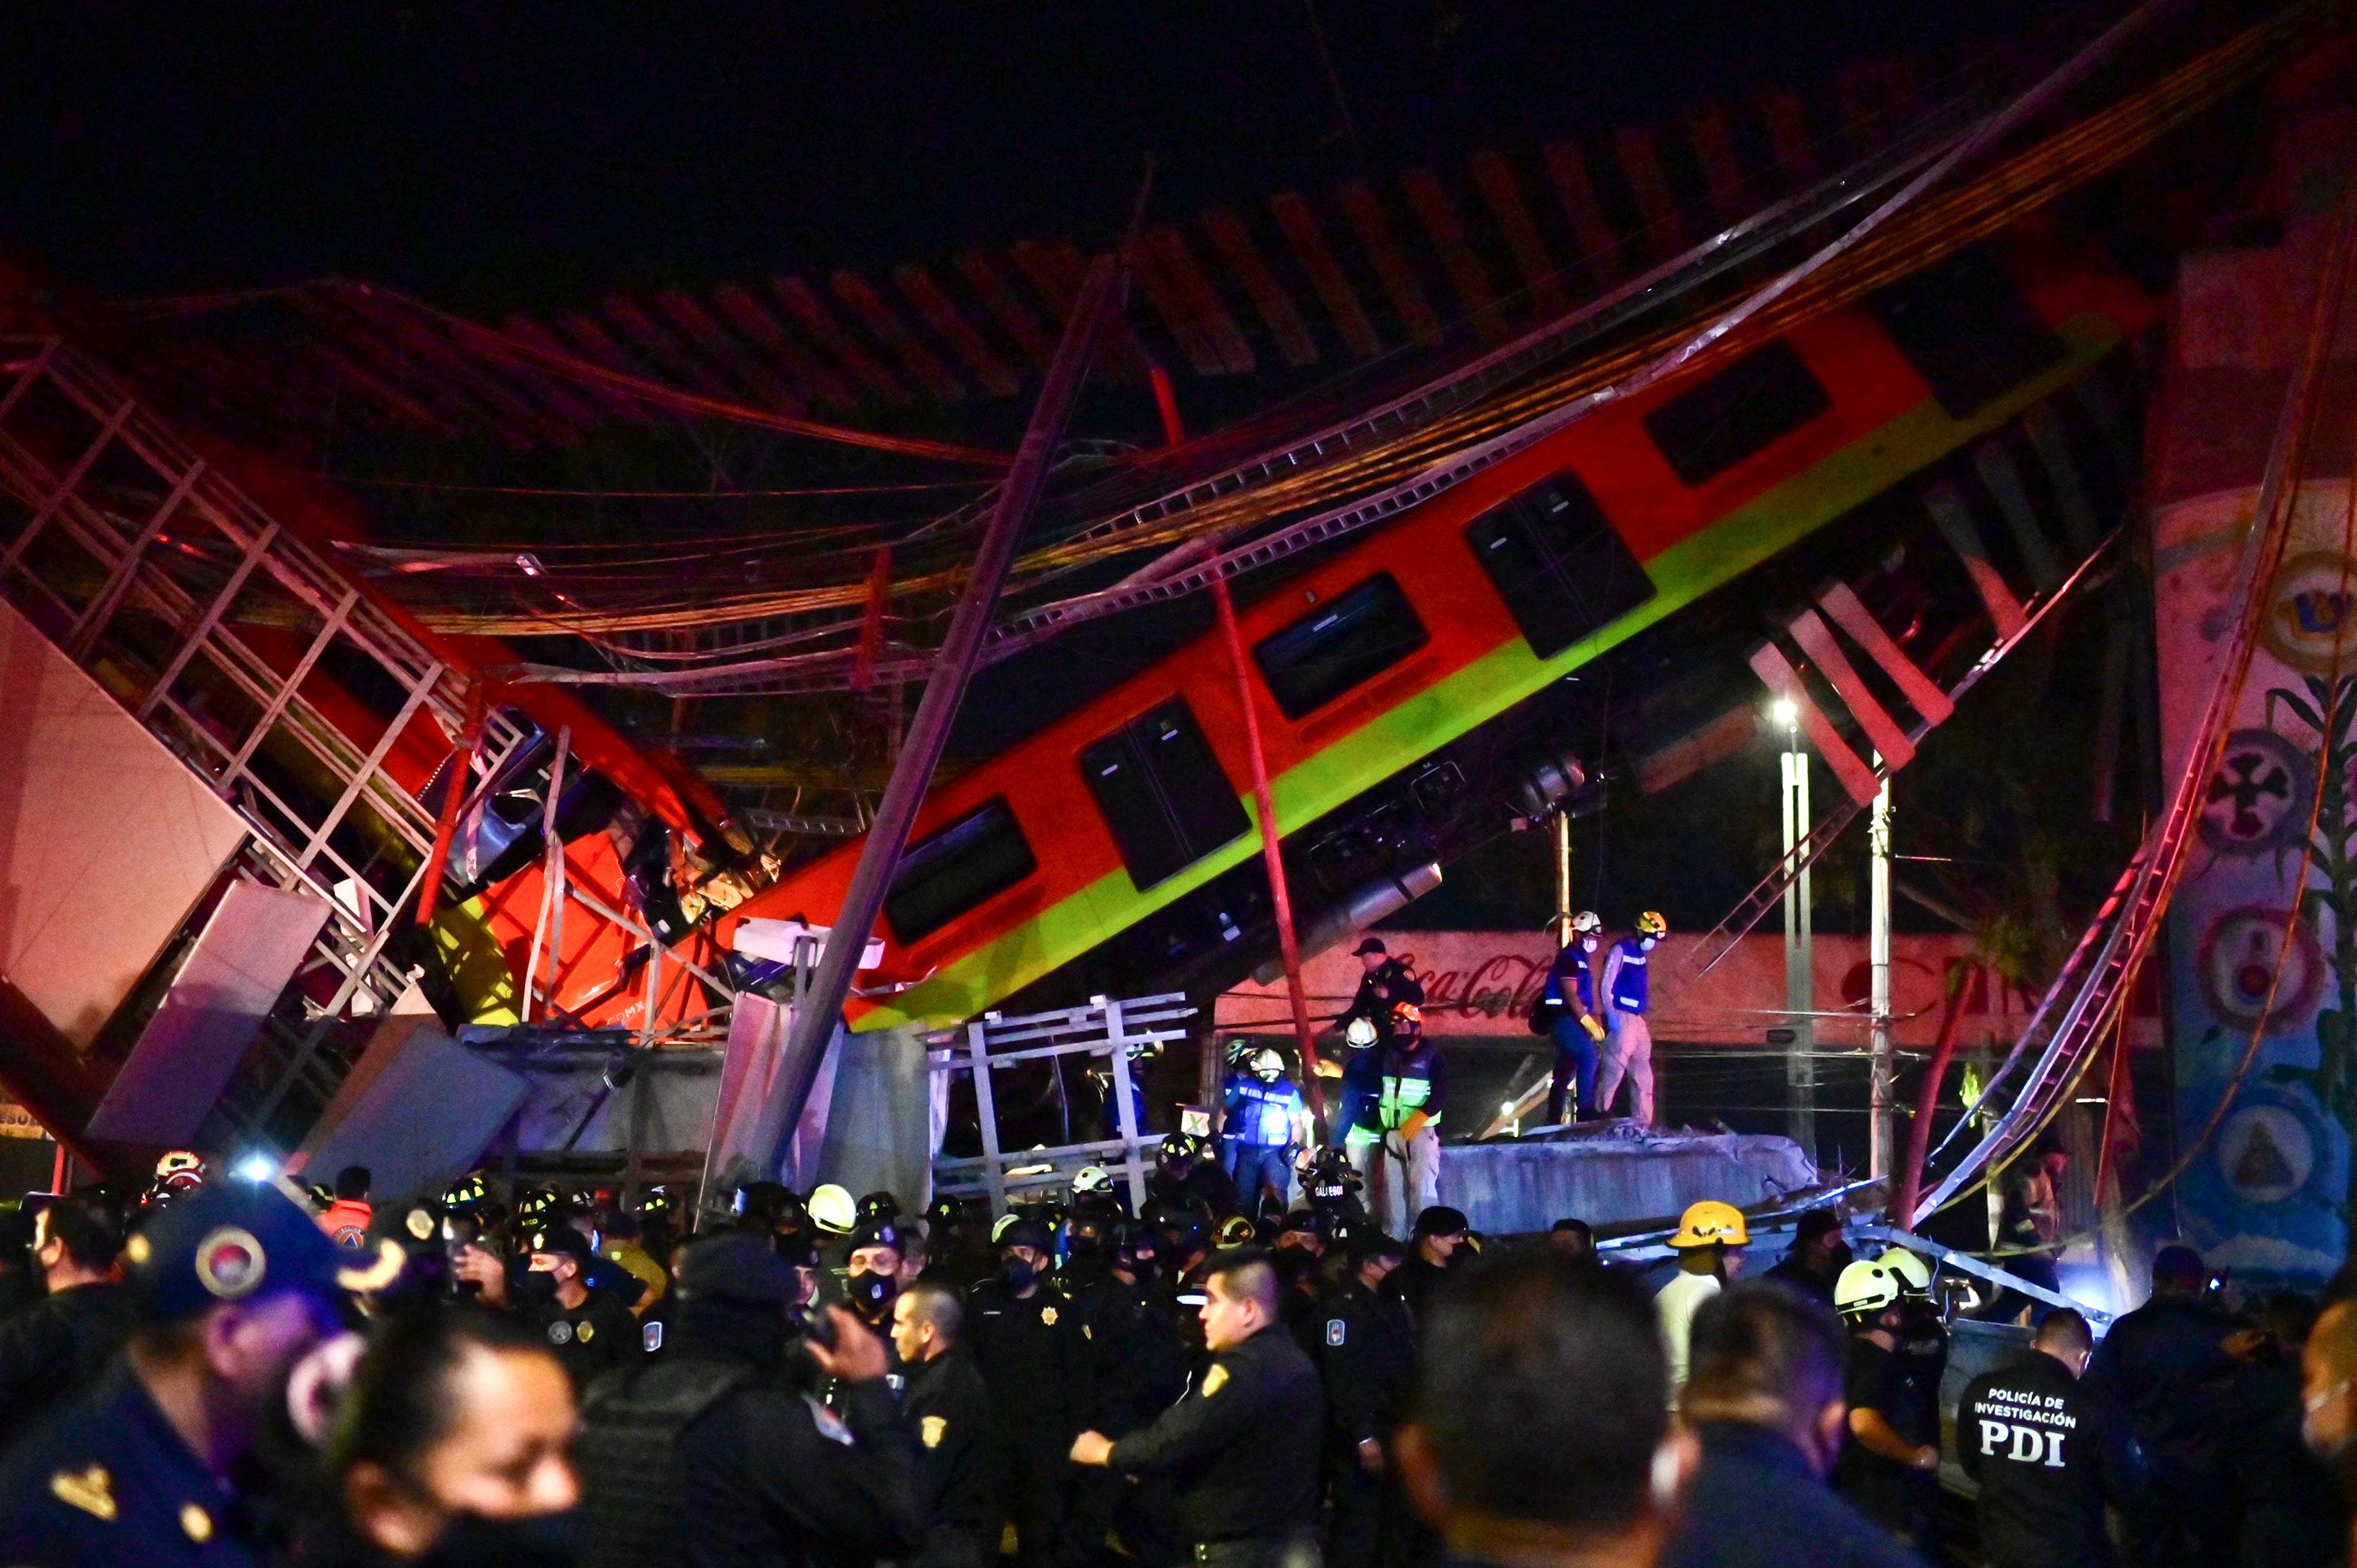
1391, 951, 1553, 1021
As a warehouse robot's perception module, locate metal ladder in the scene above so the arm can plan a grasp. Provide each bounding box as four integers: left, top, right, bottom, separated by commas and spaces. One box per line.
0, 333, 538, 1144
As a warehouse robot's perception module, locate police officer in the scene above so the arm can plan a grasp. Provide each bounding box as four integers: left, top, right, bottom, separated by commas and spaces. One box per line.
1069, 1249, 1323, 1567
0, 1194, 133, 1450
1385, 1207, 1465, 1324
1371, 1004, 1446, 1237
512, 1224, 637, 1385
1541, 911, 1607, 1125
892, 1280, 995, 1568
1959, 1308, 2142, 1568
1319, 1235, 1415, 1568
1596, 912, 1663, 1125
1224, 1048, 1309, 1222
1337, 937, 1424, 1041
0, 1180, 351, 1567
966, 1217, 1086, 1568
2085, 1243, 2235, 1565
843, 1218, 907, 1338
574, 1232, 924, 1568
1832, 1255, 1941, 1553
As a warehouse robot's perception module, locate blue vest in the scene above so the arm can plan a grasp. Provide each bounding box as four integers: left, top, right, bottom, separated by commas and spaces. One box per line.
1608, 939, 1651, 1015
1545, 942, 1597, 1011
1225, 1076, 1302, 1147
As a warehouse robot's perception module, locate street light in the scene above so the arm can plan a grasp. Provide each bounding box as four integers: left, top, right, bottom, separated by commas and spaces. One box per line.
1772, 697, 1814, 1157
1770, 696, 1797, 728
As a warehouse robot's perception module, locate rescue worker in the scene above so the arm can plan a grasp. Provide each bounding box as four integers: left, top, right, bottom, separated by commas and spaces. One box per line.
1319, 1235, 1415, 1568
1336, 937, 1424, 1042
1832, 1255, 1941, 1553
892, 1281, 995, 1568
1662, 1282, 1920, 1568
966, 1217, 1085, 1568
1223, 1047, 1309, 1221
1333, 1018, 1389, 1215
0, 1181, 350, 1567
1990, 1145, 2069, 1319
1957, 1307, 2141, 1568
144, 1151, 208, 1211
0, 1194, 134, 1451
2085, 1243, 2236, 1566
1656, 1200, 1748, 1393
574, 1232, 924, 1568
1372, 1003, 1446, 1237
1149, 1132, 1238, 1217
1540, 911, 1607, 1126
1762, 1210, 1848, 1306
317, 1165, 374, 1250
596, 1205, 670, 1317
1596, 912, 1664, 1125
1069, 1250, 1323, 1565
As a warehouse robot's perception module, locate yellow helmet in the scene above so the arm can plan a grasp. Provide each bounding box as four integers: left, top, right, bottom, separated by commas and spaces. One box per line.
1667, 1200, 1750, 1249
1877, 1246, 1934, 1295
808, 1183, 858, 1235
1635, 911, 1668, 939
1216, 1214, 1258, 1248
1835, 1257, 1905, 1319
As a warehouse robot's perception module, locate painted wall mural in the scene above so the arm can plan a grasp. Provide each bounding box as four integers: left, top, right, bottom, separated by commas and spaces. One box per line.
2155, 480, 2356, 1283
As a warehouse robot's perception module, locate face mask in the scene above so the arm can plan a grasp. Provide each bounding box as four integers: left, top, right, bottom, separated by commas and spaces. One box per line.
1582, 936, 1598, 952
1639, 937, 1657, 951
426, 1508, 585, 1568
1125, 1253, 1161, 1284
999, 1256, 1036, 1293
847, 1269, 897, 1318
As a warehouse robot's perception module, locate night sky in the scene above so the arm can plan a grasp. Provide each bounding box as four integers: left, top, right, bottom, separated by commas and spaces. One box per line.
9, 1, 2052, 312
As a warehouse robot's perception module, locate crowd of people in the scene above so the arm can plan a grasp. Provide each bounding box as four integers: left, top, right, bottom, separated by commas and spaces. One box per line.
2, 1064, 2355, 1568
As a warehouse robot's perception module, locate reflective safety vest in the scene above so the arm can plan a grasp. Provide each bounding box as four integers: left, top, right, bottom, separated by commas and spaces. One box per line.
1375, 1042, 1444, 1132
1607, 939, 1651, 1015
1224, 1075, 1303, 1147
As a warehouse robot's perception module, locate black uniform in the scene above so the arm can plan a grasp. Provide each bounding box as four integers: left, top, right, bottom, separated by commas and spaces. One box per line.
2216, 1352, 2341, 1568
2084, 1293, 2234, 1565
527, 1288, 639, 1388
1316, 1280, 1417, 1568
0, 1364, 257, 1568
1069, 1273, 1186, 1568
1761, 1252, 1840, 1306
1958, 1350, 2142, 1568
966, 1278, 1087, 1568
1832, 1336, 1940, 1547
1104, 1322, 1323, 1557
0, 1280, 135, 1452
1338, 959, 1424, 1035
1660, 1420, 1923, 1568
576, 1349, 924, 1568
1381, 1254, 1448, 1325
901, 1348, 995, 1568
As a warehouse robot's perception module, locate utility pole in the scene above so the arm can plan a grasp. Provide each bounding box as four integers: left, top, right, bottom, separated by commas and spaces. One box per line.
1777, 700, 1816, 1157
1554, 807, 1573, 936
1869, 763, 1893, 1181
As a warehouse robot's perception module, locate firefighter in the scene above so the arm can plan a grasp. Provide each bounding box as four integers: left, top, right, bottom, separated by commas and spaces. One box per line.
1958, 1308, 2143, 1568
1832, 1255, 1942, 1553
1656, 1200, 1748, 1393
1541, 912, 1607, 1125
1596, 911, 1664, 1125
1371, 1004, 1446, 1237
1223, 1048, 1310, 1221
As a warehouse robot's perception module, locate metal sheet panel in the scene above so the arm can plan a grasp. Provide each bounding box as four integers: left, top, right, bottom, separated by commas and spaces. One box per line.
294, 987, 529, 1203
0, 597, 248, 1047
86, 882, 329, 1146
1440, 1131, 1818, 1235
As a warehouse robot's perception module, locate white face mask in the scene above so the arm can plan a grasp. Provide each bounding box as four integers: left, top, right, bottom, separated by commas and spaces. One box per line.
1581, 936, 1598, 952
1639, 937, 1657, 951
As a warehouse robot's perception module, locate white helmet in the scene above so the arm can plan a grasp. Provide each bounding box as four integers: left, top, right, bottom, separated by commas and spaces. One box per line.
1568, 910, 1603, 936
1250, 1047, 1285, 1082
1072, 1165, 1114, 1196
1344, 1017, 1379, 1049
808, 1182, 857, 1236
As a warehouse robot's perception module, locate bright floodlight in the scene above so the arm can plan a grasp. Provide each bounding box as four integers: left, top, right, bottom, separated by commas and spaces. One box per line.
1770, 697, 1798, 727
233, 1152, 276, 1182
1501, 1099, 1518, 1116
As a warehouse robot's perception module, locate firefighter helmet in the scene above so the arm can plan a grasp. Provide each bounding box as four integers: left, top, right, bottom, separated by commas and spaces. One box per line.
1635, 911, 1668, 939
1159, 1131, 1202, 1165
443, 1170, 490, 1213
1667, 1200, 1750, 1250
1835, 1257, 1905, 1320
1390, 1000, 1424, 1033
808, 1183, 858, 1235
856, 1190, 902, 1225
1343, 1017, 1379, 1049
1072, 1165, 1114, 1197
1215, 1214, 1258, 1249
1878, 1246, 1934, 1295
1569, 910, 1603, 936
1250, 1047, 1285, 1082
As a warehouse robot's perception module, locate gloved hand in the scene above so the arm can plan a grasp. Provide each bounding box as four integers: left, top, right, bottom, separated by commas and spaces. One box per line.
1581, 1012, 1606, 1042
1399, 1111, 1431, 1143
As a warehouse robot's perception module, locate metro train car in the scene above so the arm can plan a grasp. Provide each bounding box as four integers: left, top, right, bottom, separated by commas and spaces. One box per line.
723, 221, 2158, 1032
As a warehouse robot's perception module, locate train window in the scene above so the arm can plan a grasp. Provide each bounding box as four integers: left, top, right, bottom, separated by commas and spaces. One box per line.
883, 798, 1038, 944
1463, 473, 1657, 659
1641, 339, 1832, 486
1080, 697, 1249, 890
1872, 245, 2066, 420
1252, 573, 1431, 721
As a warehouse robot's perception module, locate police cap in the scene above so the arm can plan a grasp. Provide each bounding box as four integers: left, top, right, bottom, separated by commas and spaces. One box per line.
1411, 1205, 1469, 1239
678, 1233, 806, 1305
848, 1219, 906, 1257
528, 1225, 594, 1264
998, 1217, 1051, 1253
126, 1180, 352, 1323
1354, 937, 1388, 957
